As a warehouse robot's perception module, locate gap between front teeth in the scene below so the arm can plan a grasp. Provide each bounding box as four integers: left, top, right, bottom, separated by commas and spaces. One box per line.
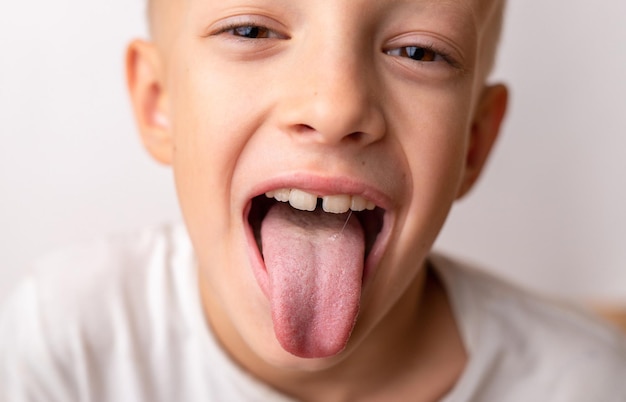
265, 189, 375, 213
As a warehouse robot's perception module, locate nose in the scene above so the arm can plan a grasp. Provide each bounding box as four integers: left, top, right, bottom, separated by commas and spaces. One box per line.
276, 39, 387, 146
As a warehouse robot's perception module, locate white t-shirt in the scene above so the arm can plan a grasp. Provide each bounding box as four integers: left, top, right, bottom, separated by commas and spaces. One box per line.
1, 224, 625, 401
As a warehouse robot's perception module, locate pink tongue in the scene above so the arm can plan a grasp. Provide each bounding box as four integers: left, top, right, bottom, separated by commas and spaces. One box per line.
261, 202, 364, 358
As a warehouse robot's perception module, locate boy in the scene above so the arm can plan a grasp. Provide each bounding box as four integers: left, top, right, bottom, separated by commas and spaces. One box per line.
2, 0, 625, 400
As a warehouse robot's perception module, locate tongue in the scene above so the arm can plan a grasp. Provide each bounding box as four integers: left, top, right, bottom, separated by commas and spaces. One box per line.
261, 202, 365, 358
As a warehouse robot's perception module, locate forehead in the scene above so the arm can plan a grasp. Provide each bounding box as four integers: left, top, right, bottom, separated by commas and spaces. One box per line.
150, 0, 501, 26
149, 0, 504, 68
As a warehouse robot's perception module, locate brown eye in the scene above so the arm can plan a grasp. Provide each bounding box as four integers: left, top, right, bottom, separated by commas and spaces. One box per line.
399, 46, 437, 62
231, 25, 272, 39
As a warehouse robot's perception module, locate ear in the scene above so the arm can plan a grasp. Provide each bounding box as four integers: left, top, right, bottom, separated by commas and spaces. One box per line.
126, 39, 173, 165
456, 84, 508, 199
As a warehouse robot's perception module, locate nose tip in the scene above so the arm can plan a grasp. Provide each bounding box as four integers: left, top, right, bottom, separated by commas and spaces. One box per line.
289, 89, 386, 145
278, 60, 387, 147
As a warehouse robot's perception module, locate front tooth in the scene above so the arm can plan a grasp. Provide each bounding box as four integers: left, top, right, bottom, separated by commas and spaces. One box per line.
322, 194, 351, 214
350, 195, 368, 211
274, 189, 291, 202
289, 189, 317, 211
366, 200, 376, 210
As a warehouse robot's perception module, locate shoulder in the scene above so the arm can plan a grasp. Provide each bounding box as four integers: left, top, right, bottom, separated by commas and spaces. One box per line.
432, 254, 626, 400
33, 223, 191, 281
9, 224, 192, 323
0, 224, 197, 400
7, 222, 195, 331
27, 223, 192, 310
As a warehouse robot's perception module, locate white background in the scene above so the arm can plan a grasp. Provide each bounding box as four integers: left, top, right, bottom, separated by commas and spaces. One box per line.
1, 1, 625, 305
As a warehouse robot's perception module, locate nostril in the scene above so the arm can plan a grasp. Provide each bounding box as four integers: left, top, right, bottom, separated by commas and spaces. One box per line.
347, 132, 364, 142
295, 125, 365, 142
295, 124, 315, 133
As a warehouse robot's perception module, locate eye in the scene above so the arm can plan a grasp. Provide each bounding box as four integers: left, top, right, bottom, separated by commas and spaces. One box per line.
217, 23, 287, 40
229, 25, 273, 39
386, 46, 442, 62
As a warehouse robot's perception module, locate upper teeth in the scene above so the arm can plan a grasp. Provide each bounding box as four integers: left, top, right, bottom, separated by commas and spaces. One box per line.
265, 189, 376, 214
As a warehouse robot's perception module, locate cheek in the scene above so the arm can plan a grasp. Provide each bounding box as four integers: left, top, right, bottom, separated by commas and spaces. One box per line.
410, 116, 468, 198
167, 62, 255, 262
391, 85, 472, 246
397, 86, 470, 184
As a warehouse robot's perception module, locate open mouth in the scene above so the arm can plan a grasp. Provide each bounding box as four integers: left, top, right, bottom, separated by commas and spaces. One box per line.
244, 186, 390, 357
248, 189, 386, 264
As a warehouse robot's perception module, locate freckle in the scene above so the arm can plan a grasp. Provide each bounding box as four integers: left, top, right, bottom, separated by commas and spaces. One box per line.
361, 161, 366, 166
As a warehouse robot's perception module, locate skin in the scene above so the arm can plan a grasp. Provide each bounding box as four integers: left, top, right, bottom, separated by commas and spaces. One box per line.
127, 0, 508, 400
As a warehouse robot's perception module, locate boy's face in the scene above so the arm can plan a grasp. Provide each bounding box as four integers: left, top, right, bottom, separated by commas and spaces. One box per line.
129, 0, 506, 371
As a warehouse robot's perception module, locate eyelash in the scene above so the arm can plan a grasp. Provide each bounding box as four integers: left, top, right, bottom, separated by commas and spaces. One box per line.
212, 23, 459, 68
386, 44, 457, 67
214, 23, 286, 40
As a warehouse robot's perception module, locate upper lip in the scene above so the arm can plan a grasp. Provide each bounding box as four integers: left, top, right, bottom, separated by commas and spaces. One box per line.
244, 172, 394, 212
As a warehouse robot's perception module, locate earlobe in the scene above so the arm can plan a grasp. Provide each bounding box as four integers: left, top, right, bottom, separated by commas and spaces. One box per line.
126, 39, 173, 165
456, 84, 508, 199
